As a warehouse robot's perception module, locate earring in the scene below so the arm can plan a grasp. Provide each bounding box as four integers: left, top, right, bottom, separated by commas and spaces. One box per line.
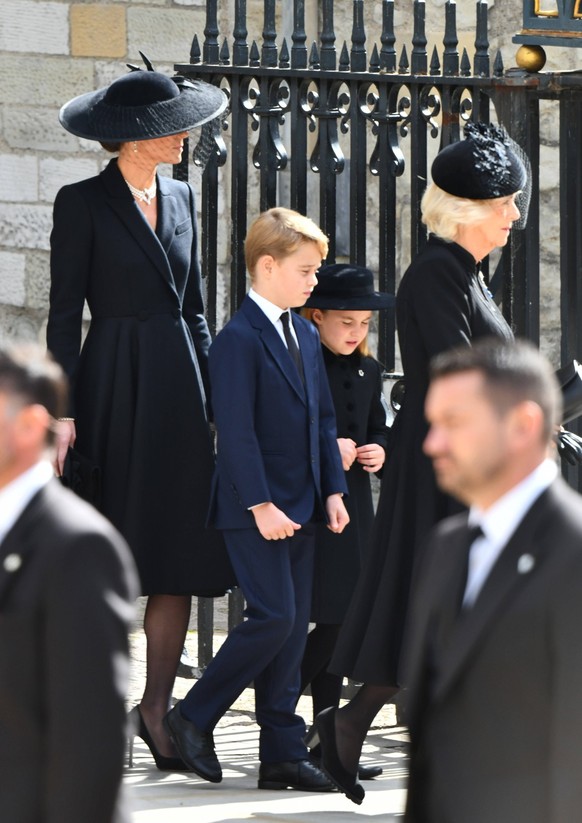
133, 141, 138, 154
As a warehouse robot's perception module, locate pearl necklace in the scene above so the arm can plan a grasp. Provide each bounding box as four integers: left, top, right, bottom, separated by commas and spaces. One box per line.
124, 177, 157, 205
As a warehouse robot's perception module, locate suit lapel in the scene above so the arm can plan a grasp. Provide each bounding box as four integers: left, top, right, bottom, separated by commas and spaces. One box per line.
0, 484, 51, 610
101, 160, 179, 298
241, 298, 307, 403
432, 484, 556, 701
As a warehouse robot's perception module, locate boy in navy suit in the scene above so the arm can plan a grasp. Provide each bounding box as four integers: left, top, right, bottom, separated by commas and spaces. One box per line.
165, 207, 349, 791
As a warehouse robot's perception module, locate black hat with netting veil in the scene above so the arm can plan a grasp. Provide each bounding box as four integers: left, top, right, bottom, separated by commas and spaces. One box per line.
59, 68, 227, 143
431, 121, 531, 229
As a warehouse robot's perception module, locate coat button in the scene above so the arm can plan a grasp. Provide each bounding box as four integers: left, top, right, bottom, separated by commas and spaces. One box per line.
173, 308, 182, 319
346, 402, 355, 412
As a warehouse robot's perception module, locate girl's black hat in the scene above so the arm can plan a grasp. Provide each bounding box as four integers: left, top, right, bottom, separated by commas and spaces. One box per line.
305, 264, 394, 310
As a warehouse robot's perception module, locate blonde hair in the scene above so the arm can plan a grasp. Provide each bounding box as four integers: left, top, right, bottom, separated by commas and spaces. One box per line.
421, 182, 497, 242
245, 207, 329, 279
301, 307, 372, 357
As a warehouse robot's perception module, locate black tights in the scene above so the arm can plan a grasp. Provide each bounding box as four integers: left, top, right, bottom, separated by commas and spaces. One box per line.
334, 683, 398, 774
300, 623, 343, 718
301, 623, 398, 774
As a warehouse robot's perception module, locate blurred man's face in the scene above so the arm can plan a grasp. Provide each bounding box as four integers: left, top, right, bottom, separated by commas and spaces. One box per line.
0, 393, 19, 484
423, 371, 515, 508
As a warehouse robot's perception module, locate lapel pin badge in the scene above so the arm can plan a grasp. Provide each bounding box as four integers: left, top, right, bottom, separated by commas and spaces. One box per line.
358, 369, 364, 377
517, 553, 535, 574
3, 553, 22, 573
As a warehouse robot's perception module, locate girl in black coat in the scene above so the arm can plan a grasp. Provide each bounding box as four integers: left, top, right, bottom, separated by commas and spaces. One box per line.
48, 66, 232, 770
298, 264, 393, 780
306, 123, 530, 804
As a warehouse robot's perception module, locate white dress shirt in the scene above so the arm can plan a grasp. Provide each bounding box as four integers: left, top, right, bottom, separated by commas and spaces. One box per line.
0, 460, 54, 545
248, 288, 300, 349
463, 458, 558, 607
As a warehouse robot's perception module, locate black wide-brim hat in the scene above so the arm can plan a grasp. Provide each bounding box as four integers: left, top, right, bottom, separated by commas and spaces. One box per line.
59, 70, 227, 142
305, 263, 395, 310
431, 121, 528, 201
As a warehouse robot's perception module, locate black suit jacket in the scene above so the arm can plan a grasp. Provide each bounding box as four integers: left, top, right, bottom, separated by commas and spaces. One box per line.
0, 478, 139, 823
402, 476, 582, 823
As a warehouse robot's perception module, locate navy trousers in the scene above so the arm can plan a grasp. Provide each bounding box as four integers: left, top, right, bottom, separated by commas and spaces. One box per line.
180, 524, 315, 763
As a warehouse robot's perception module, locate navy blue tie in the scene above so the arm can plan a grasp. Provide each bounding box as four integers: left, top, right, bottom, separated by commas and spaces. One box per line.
280, 312, 304, 384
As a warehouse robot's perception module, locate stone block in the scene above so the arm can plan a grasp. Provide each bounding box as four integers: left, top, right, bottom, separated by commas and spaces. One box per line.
0, 56, 94, 107
0, 155, 38, 202
0, 252, 26, 307
0, 1, 69, 55
25, 251, 51, 311
127, 7, 206, 63
40, 157, 100, 202
0, 306, 43, 346
71, 4, 127, 58
0, 204, 53, 252
3, 107, 79, 153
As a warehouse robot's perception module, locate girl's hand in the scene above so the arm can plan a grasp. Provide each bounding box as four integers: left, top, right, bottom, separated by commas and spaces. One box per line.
337, 437, 357, 471
356, 443, 385, 473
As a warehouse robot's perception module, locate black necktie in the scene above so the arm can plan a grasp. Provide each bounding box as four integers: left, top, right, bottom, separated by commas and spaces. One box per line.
458, 524, 483, 613
280, 311, 304, 384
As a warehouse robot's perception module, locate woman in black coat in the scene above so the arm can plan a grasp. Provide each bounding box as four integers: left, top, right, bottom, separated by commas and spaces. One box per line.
306, 122, 530, 804
47, 66, 233, 769
297, 265, 392, 781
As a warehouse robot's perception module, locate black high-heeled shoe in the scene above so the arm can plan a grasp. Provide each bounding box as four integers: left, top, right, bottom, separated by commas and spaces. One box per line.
304, 706, 365, 805
127, 705, 190, 771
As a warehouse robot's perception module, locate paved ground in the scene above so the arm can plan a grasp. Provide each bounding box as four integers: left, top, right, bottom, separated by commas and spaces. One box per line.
125, 597, 409, 821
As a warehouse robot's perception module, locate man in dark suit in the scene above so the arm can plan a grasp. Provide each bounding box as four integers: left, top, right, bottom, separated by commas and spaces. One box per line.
164, 207, 349, 791
0, 343, 138, 823
403, 338, 582, 823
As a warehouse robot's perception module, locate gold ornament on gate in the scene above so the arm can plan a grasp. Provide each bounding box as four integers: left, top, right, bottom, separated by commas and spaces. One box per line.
515, 45, 547, 73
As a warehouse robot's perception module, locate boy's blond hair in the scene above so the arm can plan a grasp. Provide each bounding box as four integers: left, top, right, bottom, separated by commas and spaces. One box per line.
245, 207, 329, 280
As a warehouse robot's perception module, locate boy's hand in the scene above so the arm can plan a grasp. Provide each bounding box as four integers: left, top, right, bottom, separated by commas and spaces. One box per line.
337, 437, 357, 471
356, 443, 386, 473
325, 493, 350, 534
252, 502, 302, 541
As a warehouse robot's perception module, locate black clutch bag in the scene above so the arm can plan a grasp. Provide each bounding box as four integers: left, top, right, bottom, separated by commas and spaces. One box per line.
59, 447, 102, 508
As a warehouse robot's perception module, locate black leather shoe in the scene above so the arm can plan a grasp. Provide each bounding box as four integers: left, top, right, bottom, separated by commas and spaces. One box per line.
309, 750, 382, 781
163, 702, 222, 783
304, 707, 365, 804
258, 759, 336, 792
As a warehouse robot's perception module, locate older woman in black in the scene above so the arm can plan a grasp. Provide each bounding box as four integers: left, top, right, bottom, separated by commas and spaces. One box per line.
47, 65, 234, 769
306, 122, 529, 803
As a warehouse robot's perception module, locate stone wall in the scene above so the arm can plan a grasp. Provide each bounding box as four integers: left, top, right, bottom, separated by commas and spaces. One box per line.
0, 1, 579, 363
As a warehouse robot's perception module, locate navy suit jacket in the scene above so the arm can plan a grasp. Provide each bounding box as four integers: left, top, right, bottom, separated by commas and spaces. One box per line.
208, 296, 347, 530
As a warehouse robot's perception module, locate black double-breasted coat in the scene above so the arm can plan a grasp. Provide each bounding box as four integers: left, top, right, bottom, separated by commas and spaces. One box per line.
331, 235, 514, 685
310, 346, 388, 624
47, 159, 235, 595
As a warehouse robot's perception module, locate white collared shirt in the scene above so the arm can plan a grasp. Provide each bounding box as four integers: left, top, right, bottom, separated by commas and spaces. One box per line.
463, 458, 558, 607
0, 460, 54, 545
248, 288, 300, 349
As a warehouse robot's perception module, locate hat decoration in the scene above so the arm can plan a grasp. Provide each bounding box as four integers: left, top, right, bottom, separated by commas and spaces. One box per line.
305, 263, 394, 310
431, 120, 531, 228
58, 52, 228, 144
